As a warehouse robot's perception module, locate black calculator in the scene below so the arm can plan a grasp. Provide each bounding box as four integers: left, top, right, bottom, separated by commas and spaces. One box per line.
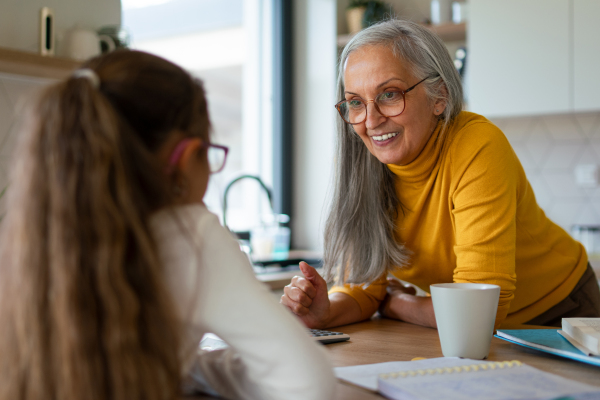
309, 329, 350, 344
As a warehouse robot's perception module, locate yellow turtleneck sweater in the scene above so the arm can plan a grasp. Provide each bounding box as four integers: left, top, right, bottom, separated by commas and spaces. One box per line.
329, 111, 588, 327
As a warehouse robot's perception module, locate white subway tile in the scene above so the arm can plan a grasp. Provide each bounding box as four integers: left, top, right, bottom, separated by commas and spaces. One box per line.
542, 143, 582, 170
547, 199, 585, 231
543, 114, 585, 142
524, 120, 553, 168
498, 116, 534, 144
528, 175, 553, 211
512, 144, 536, 171
541, 170, 588, 199
572, 203, 600, 226
0, 74, 51, 108
574, 112, 600, 138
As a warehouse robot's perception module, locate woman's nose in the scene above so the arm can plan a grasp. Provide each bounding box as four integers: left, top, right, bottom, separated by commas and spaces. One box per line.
364, 102, 386, 130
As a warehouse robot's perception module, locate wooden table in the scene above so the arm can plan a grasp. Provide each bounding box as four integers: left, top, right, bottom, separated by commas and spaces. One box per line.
327, 317, 600, 399
188, 317, 600, 399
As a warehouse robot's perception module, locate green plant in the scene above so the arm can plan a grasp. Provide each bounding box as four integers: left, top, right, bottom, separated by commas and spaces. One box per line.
347, 0, 368, 9
362, 1, 393, 28
347, 1, 393, 26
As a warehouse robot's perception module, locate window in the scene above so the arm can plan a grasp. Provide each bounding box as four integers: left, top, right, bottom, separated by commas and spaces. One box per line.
122, 0, 279, 233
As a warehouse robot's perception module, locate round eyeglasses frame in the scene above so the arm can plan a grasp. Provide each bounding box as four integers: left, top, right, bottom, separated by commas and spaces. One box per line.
334, 77, 429, 125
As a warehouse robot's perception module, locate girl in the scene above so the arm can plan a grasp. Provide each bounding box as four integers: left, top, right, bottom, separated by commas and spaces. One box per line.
0, 50, 335, 400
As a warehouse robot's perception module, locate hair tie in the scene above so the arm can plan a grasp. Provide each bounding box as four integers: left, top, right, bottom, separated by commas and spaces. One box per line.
72, 68, 100, 89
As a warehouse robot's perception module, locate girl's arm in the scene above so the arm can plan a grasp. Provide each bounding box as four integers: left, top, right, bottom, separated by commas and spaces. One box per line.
179, 208, 336, 400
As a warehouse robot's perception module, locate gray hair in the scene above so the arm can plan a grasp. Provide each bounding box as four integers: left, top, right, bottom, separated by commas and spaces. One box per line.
323, 19, 463, 285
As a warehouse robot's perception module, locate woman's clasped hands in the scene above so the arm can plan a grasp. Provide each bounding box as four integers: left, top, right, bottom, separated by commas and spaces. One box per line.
280, 265, 438, 330
280, 263, 432, 329
378, 278, 417, 318
379, 278, 437, 328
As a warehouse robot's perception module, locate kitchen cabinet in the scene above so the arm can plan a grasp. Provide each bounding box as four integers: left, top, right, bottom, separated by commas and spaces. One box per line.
468, 0, 570, 117
468, 0, 600, 117
573, 0, 600, 112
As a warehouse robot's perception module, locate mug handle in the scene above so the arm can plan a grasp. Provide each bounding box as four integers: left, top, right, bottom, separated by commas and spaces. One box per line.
98, 34, 116, 53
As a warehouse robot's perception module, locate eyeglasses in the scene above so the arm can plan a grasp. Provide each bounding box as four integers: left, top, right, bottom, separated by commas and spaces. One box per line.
167, 138, 229, 174
334, 77, 429, 125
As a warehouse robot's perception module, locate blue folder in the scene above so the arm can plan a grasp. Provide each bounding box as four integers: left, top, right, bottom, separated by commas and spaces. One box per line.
495, 329, 600, 367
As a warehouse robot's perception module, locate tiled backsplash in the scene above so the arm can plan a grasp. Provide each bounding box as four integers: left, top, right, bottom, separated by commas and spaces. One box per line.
0, 73, 53, 213
490, 113, 600, 233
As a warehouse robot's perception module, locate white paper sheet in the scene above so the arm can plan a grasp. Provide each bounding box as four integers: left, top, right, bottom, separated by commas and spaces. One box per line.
334, 357, 473, 391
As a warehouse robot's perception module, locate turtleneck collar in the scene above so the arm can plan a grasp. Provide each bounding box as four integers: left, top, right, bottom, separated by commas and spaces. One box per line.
386, 120, 443, 184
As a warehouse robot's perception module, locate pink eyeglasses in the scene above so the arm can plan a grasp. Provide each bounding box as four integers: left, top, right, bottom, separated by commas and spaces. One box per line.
167, 138, 229, 174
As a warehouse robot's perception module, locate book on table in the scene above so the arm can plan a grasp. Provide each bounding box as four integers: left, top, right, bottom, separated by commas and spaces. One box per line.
562, 318, 600, 356
334, 357, 600, 400
495, 328, 600, 367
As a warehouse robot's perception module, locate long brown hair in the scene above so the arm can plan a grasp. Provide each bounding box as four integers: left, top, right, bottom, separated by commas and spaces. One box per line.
0, 50, 210, 400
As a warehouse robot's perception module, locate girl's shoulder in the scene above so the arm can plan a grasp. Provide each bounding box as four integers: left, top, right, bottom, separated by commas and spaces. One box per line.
150, 203, 223, 242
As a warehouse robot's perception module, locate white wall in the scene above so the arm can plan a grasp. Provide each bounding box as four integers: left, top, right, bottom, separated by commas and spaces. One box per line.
292, 0, 337, 251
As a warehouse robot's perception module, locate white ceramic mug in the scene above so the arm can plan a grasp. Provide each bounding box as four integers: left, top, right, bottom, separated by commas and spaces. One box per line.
430, 283, 500, 359
62, 25, 116, 61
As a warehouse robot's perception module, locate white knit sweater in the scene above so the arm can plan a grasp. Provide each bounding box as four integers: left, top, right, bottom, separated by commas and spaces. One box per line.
150, 204, 336, 400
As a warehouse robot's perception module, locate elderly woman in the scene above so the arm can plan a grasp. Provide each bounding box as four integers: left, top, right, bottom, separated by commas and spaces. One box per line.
280, 19, 600, 329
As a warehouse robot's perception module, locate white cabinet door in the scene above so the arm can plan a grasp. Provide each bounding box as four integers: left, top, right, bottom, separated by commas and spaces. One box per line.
573, 0, 600, 112
468, 0, 570, 117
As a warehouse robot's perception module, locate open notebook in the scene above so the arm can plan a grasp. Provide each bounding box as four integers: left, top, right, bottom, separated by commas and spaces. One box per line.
335, 357, 600, 400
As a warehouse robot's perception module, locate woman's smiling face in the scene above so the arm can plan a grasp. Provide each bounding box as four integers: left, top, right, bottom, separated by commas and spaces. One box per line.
343, 45, 445, 166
